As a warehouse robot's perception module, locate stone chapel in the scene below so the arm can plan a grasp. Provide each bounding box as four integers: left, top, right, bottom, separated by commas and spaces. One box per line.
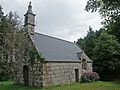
14, 2, 93, 88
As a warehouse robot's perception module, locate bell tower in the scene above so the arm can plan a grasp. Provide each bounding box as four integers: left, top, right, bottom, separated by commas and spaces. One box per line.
24, 2, 36, 34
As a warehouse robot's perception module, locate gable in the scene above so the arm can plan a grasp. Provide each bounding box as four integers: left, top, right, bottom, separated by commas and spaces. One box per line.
30, 32, 82, 62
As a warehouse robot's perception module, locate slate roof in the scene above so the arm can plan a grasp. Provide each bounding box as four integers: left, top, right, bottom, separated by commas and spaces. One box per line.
30, 32, 82, 62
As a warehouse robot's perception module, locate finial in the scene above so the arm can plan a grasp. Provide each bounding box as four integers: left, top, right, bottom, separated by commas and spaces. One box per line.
27, 2, 32, 13
29, 2, 31, 5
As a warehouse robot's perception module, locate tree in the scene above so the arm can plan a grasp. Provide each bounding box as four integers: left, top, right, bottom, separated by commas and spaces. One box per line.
77, 26, 120, 80
85, 0, 120, 20
93, 31, 120, 79
0, 5, 22, 81
84, 0, 120, 80
85, 0, 120, 42
0, 5, 9, 81
77, 26, 97, 59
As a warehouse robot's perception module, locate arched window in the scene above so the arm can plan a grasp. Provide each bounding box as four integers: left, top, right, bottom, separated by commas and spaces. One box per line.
82, 59, 87, 70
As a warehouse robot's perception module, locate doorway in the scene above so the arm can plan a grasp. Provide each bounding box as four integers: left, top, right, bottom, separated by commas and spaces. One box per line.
75, 69, 79, 82
23, 65, 29, 85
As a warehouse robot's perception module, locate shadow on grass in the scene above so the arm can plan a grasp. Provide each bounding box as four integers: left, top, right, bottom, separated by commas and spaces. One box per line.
112, 80, 120, 84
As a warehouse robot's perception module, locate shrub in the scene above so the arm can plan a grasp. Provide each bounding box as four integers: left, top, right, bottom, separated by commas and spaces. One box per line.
81, 72, 100, 82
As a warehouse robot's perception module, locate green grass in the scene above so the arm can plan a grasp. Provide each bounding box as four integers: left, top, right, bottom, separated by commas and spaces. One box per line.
0, 81, 120, 90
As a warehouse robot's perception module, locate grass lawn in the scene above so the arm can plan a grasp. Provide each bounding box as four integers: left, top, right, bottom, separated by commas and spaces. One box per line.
0, 81, 120, 90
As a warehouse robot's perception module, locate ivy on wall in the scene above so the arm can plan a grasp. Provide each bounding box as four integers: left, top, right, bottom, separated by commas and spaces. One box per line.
29, 46, 44, 65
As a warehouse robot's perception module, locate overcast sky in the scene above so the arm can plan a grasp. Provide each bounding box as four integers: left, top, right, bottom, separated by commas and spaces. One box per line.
0, 0, 102, 42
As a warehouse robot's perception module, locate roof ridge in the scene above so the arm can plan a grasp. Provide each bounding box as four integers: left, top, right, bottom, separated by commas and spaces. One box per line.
34, 32, 75, 44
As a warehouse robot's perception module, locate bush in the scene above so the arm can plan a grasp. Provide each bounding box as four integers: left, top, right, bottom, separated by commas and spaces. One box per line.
81, 72, 100, 82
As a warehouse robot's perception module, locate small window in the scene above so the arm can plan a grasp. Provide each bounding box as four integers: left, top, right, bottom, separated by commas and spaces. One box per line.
82, 59, 87, 70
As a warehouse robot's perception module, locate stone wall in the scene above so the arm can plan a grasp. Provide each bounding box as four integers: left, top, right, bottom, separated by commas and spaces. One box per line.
29, 61, 43, 87
14, 61, 43, 87
13, 34, 43, 88
14, 60, 92, 88
43, 62, 82, 87
87, 63, 93, 72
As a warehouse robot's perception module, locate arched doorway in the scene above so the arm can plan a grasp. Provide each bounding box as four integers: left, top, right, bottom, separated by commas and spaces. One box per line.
23, 65, 29, 85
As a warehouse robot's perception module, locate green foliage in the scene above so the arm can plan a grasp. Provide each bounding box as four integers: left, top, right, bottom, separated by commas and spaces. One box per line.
77, 0, 120, 80
0, 81, 120, 90
77, 29, 120, 80
85, 0, 120, 20
85, 0, 120, 42
0, 5, 10, 81
0, 5, 22, 81
106, 16, 120, 42
93, 32, 120, 73
77, 27, 97, 58
29, 46, 43, 65
83, 27, 96, 58
0, 59, 10, 81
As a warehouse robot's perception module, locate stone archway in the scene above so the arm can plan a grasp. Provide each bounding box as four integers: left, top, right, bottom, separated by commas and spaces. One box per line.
23, 65, 29, 85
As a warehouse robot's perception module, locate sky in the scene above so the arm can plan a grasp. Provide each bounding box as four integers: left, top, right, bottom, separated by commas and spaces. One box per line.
0, 0, 102, 42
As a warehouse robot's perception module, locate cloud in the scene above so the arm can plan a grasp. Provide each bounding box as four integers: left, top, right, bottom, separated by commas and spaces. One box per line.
0, 0, 102, 42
